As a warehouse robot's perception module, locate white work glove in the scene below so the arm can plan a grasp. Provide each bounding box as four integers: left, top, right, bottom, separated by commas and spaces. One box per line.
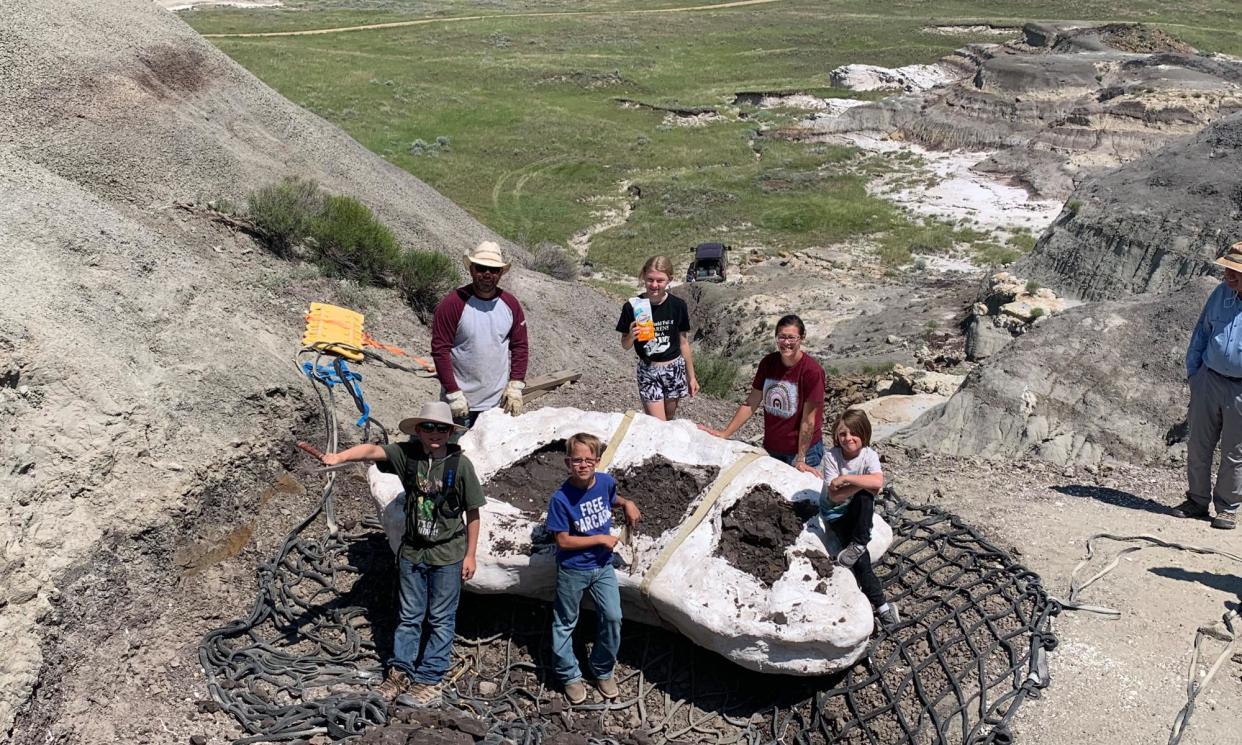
501, 380, 525, 416
445, 390, 470, 419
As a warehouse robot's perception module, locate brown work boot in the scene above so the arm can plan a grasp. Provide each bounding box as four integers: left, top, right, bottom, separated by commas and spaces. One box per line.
408, 681, 445, 707
596, 676, 619, 700
1211, 511, 1237, 530
377, 668, 413, 699
564, 680, 588, 705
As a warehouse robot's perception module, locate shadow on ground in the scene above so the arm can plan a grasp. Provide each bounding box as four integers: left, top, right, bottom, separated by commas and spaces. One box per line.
1053, 484, 1176, 516
1149, 566, 1242, 598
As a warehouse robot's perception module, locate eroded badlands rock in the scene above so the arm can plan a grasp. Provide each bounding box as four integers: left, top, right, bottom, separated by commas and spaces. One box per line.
897, 277, 1215, 466
811, 23, 1242, 200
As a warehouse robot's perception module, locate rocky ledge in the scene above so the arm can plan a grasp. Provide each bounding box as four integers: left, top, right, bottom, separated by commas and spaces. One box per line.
814, 23, 1242, 200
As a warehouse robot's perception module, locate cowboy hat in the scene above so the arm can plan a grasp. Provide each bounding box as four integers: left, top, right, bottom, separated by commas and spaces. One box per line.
398, 401, 468, 435
463, 240, 510, 271
1215, 241, 1242, 273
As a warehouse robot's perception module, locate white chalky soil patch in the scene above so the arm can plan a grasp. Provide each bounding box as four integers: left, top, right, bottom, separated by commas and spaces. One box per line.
832, 133, 1063, 234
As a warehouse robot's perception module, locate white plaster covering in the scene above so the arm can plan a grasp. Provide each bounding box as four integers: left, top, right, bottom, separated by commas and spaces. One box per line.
365, 407, 893, 675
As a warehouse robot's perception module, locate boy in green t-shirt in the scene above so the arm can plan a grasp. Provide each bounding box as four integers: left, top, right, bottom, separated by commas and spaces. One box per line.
319, 401, 484, 705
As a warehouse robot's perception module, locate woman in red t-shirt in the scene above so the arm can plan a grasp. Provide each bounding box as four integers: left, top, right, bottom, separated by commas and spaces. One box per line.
698, 314, 825, 474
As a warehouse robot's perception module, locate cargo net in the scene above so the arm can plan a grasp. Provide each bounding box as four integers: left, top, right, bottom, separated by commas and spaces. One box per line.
201, 488, 1058, 745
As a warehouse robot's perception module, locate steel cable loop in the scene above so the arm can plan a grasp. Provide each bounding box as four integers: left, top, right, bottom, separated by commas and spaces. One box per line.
199, 360, 393, 743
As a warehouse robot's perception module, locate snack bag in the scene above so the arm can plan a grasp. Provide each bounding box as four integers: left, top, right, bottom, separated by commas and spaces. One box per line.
631, 296, 655, 342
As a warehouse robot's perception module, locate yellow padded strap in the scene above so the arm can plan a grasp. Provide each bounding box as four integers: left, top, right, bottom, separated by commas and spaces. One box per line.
640, 450, 764, 596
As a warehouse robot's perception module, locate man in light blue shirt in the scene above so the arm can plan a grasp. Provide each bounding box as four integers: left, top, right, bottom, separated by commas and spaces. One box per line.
1178, 242, 1242, 530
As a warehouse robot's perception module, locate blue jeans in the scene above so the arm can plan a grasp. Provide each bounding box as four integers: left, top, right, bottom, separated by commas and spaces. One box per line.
768, 439, 824, 469
550, 564, 623, 684
390, 558, 463, 684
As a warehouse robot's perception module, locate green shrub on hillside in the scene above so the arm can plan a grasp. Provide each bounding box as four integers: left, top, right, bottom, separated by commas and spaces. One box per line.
397, 250, 459, 320
247, 176, 322, 258
695, 350, 739, 399
973, 241, 1022, 266
531, 241, 579, 281
310, 194, 402, 285
243, 177, 458, 317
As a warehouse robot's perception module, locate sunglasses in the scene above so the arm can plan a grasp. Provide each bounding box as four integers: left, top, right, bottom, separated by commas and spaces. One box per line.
471, 263, 503, 274
417, 422, 453, 433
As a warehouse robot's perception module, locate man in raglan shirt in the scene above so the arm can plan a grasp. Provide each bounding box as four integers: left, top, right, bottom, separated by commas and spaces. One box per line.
431, 241, 529, 427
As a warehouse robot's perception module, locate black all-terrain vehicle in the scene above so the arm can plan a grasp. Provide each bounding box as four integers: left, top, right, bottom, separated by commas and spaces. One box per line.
685, 242, 728, 283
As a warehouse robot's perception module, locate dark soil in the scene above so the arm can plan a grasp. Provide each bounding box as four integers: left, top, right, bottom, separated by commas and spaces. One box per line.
717, 485, 817, 585
612, 456, 719, 538
486, 446, 717, 538
485, 440, 575, 515
797, 550, 835, 587
489, 516, 553, 557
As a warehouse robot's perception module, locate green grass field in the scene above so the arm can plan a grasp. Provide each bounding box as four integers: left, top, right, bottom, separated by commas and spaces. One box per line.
185, 0, 1242, 274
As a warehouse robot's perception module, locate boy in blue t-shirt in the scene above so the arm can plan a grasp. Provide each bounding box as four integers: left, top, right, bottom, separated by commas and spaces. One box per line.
546, 432, 641, 705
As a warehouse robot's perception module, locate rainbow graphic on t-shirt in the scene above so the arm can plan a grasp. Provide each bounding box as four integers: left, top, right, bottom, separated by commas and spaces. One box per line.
762, 379, 798, 419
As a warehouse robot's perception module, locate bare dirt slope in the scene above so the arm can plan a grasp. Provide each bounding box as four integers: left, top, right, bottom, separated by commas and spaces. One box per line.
0, 0, 625, 737
887, 449, 1242, 745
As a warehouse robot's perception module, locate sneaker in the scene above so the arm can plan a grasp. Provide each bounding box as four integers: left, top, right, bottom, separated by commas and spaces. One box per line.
876, 602, 901, 627
1172, 499, 1210, 519
408, 681, 444, 707
836, 542, 866, 568
564, 680, 588, 705
1212, 512, 1237, 530
596, 676, 619, 700
376, 668, 413, 699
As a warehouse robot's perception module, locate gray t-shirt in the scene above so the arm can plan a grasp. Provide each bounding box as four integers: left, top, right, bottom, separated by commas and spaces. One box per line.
819, 446, 882, 522
450, 295, 514, 410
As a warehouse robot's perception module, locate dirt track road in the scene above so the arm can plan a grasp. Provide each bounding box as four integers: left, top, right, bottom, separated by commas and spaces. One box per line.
199, 3, 1242, 41
201, 0, 786, 38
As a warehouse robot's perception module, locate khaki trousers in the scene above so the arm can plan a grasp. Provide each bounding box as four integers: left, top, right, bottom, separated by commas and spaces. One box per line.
1187, 367, 1242, 514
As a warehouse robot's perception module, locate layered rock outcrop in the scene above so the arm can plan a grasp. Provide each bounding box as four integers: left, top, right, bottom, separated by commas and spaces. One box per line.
896, 277, 1215, 466
1016, 112, 1242, 301
812, 23, 1242, 200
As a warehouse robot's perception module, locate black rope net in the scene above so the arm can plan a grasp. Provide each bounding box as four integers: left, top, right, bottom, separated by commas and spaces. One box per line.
200, 481, 1057, 745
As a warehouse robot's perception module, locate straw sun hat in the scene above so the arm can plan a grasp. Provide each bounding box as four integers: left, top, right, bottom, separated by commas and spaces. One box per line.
1215, 241, 1242, 273
398, 401, 468, 435
463, 240, 510, 271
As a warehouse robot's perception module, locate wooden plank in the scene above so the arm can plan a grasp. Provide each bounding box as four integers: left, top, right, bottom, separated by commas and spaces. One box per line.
522, 370, 581, 403
524, 369, 581, 393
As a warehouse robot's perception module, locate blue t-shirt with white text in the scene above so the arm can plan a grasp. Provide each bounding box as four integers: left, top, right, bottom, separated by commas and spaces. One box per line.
546, 472, 617, 570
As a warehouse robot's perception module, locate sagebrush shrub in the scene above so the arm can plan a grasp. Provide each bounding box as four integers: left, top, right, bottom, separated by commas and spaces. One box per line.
695, 350, 739, 399
246, 176, 323, 258
397, 249, 459, 320
531, 241, 578, 281
243, 179, 458, 318
309, 195, 402, 285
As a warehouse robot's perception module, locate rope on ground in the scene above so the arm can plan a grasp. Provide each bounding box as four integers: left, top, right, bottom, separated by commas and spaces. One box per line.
445, 487, 1057, 745
1050, 532, 1242, 745
199, 349, 391, 743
